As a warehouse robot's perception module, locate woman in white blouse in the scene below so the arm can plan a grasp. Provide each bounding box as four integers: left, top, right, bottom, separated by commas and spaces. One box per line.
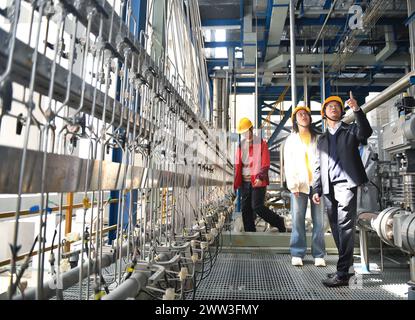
283, 106, 326, 267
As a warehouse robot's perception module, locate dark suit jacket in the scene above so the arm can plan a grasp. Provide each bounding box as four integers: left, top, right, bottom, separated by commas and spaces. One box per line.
312, 109, 373, 196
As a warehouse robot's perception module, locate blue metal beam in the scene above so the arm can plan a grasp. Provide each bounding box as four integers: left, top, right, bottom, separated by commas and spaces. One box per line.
267, 107, 292, 147
202, 15, 404, 29
269, 138, 289, 151
202, 18, 240, 27
204, 41, 241, 48
234, 77, 256, 83
204, 38, 410, 51
267, 88, 304, 146
229, 83, 392, 97
320, 0, 332, 24
404, 11, 415, 26
204, 39, 346, 48
207, 59, 228, 67
261, 101, 277, 109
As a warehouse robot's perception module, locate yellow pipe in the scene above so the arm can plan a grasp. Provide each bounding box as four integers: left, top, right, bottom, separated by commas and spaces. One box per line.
0, 199, 118, 220
64, 193, 74, 253
0, 225, 117, 267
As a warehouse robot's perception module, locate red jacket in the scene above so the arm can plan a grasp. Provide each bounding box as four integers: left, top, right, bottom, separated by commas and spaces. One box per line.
234, 136, 270, 190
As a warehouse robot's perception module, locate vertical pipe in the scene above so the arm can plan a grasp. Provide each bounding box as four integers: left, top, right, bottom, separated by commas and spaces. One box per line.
408, 0, 415, 96
303, 71, 308, 107
255, 2, 258, 129
213, 78, 218, 129
410, 255, 415, 283
233, 69, 241, 212
322, 37, 326, 103
408, 0, 415, 70
9, 2, 43, 299
221, 77, 226, 130
223, 72, 229, 131
321, 38, 326, 131
380, 238, 384, 272
289, 0, 297, 107
65, 192, 74, 253
359, 228, 370, 273
280, 145, 284, 188
233, 73, 237, 132
213, 77, 223, 130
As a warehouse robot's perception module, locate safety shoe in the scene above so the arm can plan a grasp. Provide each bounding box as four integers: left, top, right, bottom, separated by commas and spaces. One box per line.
327, 272, 354, 279
291, 257, 303, 266
322, 275, 349, 287
314, 258, 326, 267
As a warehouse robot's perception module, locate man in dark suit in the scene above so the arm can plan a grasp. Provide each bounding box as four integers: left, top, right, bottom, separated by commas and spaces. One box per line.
312, 92, 373, 287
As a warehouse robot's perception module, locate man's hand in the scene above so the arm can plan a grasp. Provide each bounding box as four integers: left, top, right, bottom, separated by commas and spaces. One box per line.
345, 91, 360, 112
312, 193, 321, 205
253, 178, 262, 187
293, 192, 300, 197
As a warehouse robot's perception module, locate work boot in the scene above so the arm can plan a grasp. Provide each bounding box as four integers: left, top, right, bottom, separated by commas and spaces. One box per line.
327, 272, 354, 278
322, 275, 349, 287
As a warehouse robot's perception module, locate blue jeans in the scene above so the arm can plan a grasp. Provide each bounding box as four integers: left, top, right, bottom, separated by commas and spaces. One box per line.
290, 191, 325, 258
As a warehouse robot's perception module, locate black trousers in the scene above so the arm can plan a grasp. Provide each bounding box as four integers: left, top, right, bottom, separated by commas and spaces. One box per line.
323, 182, 357, 278
240, 182, 285, 232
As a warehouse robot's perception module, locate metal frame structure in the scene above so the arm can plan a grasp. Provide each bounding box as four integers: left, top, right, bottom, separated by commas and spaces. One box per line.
0, 0, 234, 300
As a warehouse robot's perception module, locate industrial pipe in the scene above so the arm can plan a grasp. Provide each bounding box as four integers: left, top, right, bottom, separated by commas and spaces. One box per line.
408, 0, 415, 74
101, 272, 148, 300
303, 72, 308, 106
359, 226, 370, 272
280, 143, 285, 188
289, 0, 297, 106
357, 212, 379, 232
13, 244, 129, 300
357, 212, 380, 273
102, 261, 167, 300
343, 71, 415, 123
65, 193, 74, 253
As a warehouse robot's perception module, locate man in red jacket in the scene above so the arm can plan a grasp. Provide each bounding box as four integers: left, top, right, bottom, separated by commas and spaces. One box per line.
234, 118, 286, 232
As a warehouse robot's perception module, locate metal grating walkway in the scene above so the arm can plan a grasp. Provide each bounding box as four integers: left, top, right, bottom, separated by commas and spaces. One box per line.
190, 252, 410, 300
51, 259, 127, 300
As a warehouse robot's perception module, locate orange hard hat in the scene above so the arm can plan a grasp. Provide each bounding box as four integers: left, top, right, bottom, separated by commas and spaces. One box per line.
321, 96, 344, 117
291, 106, 311, 122
237, 117, 253, 134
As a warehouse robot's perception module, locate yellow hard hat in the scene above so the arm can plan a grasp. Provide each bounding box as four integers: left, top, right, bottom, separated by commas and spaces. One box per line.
237, 117, 253, 134
321, 96, 344, 116
291, 106, 311, 122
